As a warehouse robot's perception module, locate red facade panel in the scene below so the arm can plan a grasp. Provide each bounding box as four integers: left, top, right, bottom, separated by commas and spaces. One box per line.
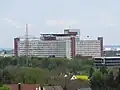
14, 38, 20, 56
71, 37, 76, 57
44, 37, 56, 40
98, 37, 103, 56
69, 32, 77, 36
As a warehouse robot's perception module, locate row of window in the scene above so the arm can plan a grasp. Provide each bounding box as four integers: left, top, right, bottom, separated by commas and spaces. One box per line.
19, 54, 66, 56
19, 50, 66, 52
79, 41, 100, 44
77, 45, 100, 47
77, 49, 100, 51
19, 53, 66, 55
19, 49, 66, 51
77, 50, 100, 52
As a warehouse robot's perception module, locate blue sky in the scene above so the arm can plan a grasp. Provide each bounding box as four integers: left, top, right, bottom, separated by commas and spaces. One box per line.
1, 0, 120, 48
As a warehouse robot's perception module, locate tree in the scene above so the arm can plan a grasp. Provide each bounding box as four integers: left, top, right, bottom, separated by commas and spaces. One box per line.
2, 69, 12, 84
0, 85, 10, 90
89, 67, 94, 78
89, 67, 120, 90
0, 56, 94, 85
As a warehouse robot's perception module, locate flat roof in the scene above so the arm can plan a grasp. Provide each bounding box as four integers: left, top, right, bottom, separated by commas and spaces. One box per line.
94, 57, 120, 58
104, 45, 120, 51
104, 45, 120, 47
41, 33, 76, 36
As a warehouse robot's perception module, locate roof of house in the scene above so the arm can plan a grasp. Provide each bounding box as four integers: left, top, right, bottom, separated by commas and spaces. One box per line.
67, 80, 90, 90
43, 86, 63, 90
7, 84, 40, 90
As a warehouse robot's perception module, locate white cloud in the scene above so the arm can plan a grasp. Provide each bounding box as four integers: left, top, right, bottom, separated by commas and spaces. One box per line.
3, 18, 34, 30
46, 19, 77, 27
4, 18, 21, 29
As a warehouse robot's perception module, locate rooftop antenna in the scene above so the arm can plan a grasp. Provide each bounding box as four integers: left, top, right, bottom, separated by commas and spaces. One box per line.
25, 24, 29, 66
86, 36, 90, 40
68, 24, 71, 29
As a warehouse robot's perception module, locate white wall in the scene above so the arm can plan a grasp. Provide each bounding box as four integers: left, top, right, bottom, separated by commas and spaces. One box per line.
76, 40, 101, 57
17, 38, 71, 58
66, 40, 72, 59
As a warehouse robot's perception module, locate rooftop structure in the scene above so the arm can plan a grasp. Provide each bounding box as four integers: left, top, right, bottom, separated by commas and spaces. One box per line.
104, 45, 120, 51
104, 45, 120, 57
94, 56, 120, 68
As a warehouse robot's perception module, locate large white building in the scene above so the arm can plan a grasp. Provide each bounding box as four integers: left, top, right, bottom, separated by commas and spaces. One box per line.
14, 29, 103, 59
14, 29, 80, 59
18, 38, 71, 58
76, 39, 103, 57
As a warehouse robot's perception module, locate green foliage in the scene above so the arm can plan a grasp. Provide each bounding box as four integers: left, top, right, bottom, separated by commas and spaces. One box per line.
89, 67, 120, 90
0, 85, 10, 90
0, 56, 93, 85
2, 56, 120, 89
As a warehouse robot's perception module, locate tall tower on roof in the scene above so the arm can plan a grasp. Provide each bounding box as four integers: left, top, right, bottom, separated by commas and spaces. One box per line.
25, 24, 29, 65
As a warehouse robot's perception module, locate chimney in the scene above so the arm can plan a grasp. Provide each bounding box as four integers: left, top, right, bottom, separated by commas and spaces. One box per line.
18, 83, 21, 90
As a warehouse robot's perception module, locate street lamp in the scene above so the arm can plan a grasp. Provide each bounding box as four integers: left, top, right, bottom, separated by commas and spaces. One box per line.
64, 74, 68, 90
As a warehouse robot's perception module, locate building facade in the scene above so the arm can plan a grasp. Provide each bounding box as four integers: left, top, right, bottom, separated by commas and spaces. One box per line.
76, 37, 103, 57
104, 45, 120, 57
0, 49, 14, 57
94, 57, 120, 68
17, 39, 71, 59
14, 29, 80, 59
14, 29, 103, 58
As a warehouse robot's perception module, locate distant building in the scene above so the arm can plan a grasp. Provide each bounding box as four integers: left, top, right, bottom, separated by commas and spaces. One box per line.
14, 29, 103, 59
104, 45, 120, 57
94, 57, 120, 68
14, 29, 80, 59
76, 37, 103, 57
0, 49, 14, 57
18, 38, 71, 59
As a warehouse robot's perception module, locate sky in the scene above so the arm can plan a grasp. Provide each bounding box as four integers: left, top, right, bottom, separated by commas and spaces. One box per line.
0, 0, 120, 48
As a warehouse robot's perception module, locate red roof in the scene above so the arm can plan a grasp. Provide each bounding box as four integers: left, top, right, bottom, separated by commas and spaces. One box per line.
7, 84, 40, 90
